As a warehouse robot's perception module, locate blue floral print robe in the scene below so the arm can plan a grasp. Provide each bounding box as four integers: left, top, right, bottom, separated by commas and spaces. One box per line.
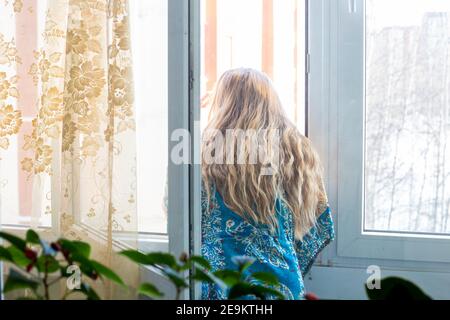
201, 188, 335, 300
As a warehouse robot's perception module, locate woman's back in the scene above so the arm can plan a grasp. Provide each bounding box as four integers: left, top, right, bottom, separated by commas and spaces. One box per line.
201, 68, 334, 299
201, 187, 334, 300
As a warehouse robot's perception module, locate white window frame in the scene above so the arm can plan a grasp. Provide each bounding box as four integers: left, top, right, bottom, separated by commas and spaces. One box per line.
140, 0, 200, 300
306, 0, 450, 299
336, 0, 450, 263
141, 0, 203, 300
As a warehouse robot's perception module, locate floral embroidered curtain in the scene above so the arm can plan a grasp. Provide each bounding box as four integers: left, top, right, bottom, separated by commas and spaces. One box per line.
0, 0, 138, 298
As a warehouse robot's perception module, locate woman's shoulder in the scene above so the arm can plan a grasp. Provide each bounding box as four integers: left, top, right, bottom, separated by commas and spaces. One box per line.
201, 183, 231, 217
201, 185, 243, 220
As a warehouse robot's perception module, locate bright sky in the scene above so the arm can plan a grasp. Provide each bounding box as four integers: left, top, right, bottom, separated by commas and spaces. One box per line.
368, 0, 450, 30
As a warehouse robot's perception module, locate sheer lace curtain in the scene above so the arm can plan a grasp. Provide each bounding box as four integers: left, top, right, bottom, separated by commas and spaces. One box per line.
0, 0, 138, 298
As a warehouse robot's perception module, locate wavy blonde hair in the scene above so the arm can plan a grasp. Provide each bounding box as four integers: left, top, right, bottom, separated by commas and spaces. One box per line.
202, 68, 326, 239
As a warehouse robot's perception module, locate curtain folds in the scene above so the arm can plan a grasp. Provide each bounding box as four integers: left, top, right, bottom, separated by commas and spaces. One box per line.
0, 0, 138, 298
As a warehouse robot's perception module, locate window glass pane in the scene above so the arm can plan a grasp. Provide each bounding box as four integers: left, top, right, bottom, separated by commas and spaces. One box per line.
364, 0, 450, 234
201, 0, 306, 131
0, 1, 50, 228
129, 0, 167, 234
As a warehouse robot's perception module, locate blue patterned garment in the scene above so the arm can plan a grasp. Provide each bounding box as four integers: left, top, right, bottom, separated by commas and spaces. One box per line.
201, 188, 335, 300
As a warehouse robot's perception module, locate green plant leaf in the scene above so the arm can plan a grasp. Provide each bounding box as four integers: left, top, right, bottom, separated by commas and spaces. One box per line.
8, 246, 31, 267
72, 241, 91, 258
189, 256, 211, 270
120, 250, 150, 265
163, 267, 188, 289
146, 252, 178, 269
366, 277, 432, 300
36, 255, 60, 274
249, 284, 285, 300
70, 256, 104, 282
192, 268, 214, 283
138, 283, 163, 299
120, 250, 178, 269
214, 270, 241, 286
60, 266, 70, 278
78, 261, 97, 279
192, 268, 227, 289
78, 283, 101, 300
66, 253, 97, 279
0, 246, 13, 262
90, 260, 125, 286
59, 239, 91, 259
228, 282, 284, 300
0, 232, 27, 251
70, 252, 90, 265
3, 268, 39, 294
228, 282, 257, 300
26, 230, 40, 245
250, 272, 279, 286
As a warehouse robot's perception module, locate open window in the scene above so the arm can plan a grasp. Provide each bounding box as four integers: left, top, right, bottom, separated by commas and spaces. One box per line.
306, 0, 450, 299
336, 0, 450, 261
200, 0, 307, 132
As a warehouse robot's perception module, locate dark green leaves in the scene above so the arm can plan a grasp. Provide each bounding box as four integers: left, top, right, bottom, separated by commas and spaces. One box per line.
90, 261, 125, 286
68, 255, 125, 287
57, 240, 120, 287
213, 270, 241, 287
0, 246, 13, 262
120, 250, 177, 269
71, 241, 91, 258
120, 250, 183, 288
138, 283, 163, 299
213, 256, 285, 300
145, 252, 177, 268
188, 256, 211, 270
36, 255, 60, 274
228, 283, 284, 300
78, 283, 101, 300
120, 250, 149, 265
251, 272, 279, 286
118, 250, 286, 301
366, 277, 432, 300
193, 268, 227, 290
163, 267, 188, 289
1, 229, 288, 301
120, 250, 220, 298
0, 232, 26, 251
0, 230, 128, 300
57, 239, 123, 289
59, 239, 91, 259
25, 230, 40, 245
8, 246, 31, 267
3, 269, 39, 294
214, 268, 285, 300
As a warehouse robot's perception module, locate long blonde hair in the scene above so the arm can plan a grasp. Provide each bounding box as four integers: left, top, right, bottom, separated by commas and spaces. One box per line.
202, 68, 326, 239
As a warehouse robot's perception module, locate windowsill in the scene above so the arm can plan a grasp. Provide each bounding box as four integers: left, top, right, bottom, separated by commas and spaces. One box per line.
116, 232, 169, 253
0, 224, 169, 253
305, 265, 450, 300
0, 224, 51, 238
362, 230, 450, 240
